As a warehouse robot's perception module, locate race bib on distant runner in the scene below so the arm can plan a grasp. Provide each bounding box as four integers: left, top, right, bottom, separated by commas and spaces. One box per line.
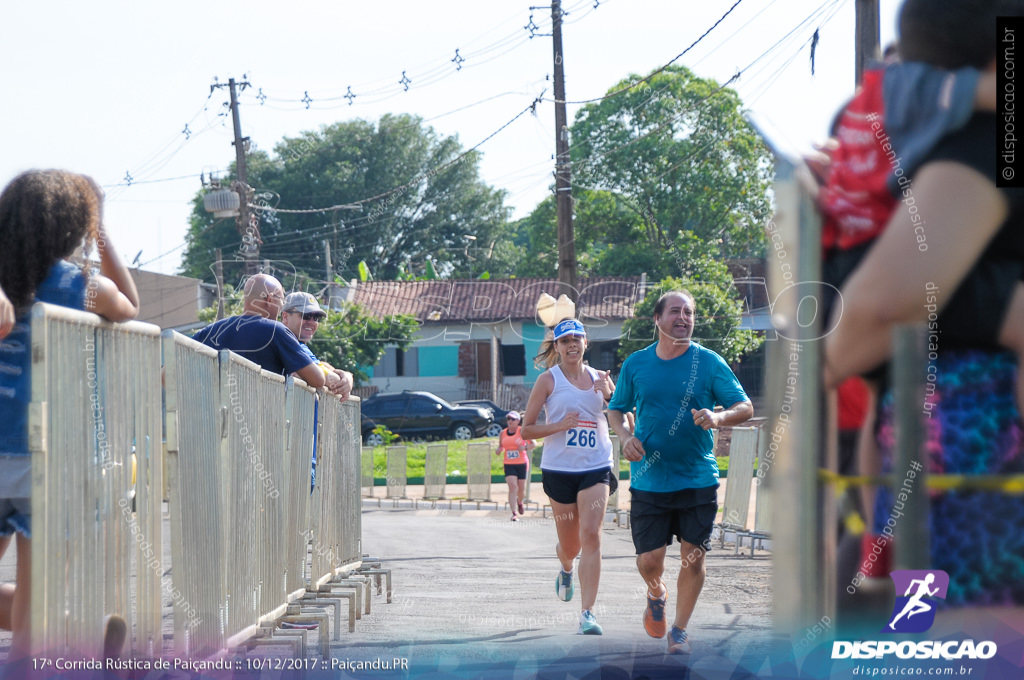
506, 449, 521, 460
566, 420, 598, 450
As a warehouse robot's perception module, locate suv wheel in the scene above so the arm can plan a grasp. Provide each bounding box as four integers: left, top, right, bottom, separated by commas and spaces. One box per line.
364, 431, 384, 447
485, 422, 503, 438
450, 422, 474, 441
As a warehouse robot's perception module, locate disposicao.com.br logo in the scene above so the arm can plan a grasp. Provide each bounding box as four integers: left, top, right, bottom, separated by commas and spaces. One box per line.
831, 570, 998, 661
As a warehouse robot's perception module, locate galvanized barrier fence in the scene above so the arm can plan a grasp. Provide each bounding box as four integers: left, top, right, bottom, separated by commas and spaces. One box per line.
162, 331, 225, 657
465, 442, 494, 503
29, 303, 163, 659
717, 427, 759, 543
423, 443, 448, 500
162, 329, 366, 657
360, 447, 375, 497
385, 446, 408, 499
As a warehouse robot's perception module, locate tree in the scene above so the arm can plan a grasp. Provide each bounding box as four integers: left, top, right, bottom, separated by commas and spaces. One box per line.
570, 65, 773, 263
617, 241, 762, 366
516, 65, 773, 282
197, 292, 416, 386
180, 114, 518, 285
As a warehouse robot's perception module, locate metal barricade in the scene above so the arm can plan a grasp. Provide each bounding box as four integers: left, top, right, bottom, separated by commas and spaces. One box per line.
284, 379, 317, 601
163, 330, 225, 657
465, 442, 494, 503
30, 303, 163, 658
717, 427, 760, 544
221, 353, 277, 642
337, 397, 364, 570
764, 144, 825, 633
361, 446, 375, 498
423, 443, 448, 500
310, 394, 364, 581
385, 445, 408, 499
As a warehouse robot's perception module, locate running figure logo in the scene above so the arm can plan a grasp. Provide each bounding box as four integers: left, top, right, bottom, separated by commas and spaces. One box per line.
883, 570, 949, 634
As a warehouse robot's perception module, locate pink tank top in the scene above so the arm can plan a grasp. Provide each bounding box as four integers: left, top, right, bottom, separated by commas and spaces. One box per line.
499, 428, 531, 464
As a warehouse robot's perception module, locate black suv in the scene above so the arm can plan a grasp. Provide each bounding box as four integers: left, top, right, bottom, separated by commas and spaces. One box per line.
361, 391, 492, 444
456, 399, 511, 437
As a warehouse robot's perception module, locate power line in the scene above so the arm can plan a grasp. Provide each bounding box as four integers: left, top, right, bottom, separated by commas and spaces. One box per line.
543, 0, 747, 107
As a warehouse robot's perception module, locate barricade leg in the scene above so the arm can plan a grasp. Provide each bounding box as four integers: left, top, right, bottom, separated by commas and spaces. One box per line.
297, 593, 345, 641
358, 557, 393, 602
315, 587, 357, 634
334, 574, 372, 615
278, 605, 330, 658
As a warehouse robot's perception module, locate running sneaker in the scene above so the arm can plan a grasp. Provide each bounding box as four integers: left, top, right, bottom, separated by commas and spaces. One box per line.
643, 592, 668, 638
511, 514, 518, 522
578, 609, 604, 635
667, 626, 691, 655
518, 501, 525, 515
556, 568, 575, 601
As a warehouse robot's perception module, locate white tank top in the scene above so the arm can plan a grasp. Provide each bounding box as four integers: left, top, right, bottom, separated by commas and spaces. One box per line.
539, 365, 613, 473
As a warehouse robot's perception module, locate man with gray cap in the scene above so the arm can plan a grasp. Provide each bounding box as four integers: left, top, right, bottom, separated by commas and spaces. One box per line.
280, 292, 353, 400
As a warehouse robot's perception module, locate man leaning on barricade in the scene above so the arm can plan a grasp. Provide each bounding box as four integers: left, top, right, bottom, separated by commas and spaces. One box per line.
191, 273, 326, 389
280, 291, 353, 401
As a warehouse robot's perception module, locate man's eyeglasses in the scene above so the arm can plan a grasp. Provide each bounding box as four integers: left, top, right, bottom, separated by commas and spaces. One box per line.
287, 311, 323, 321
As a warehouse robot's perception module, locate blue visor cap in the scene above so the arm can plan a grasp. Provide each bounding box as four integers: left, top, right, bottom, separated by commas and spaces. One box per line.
552, 318, 586, 340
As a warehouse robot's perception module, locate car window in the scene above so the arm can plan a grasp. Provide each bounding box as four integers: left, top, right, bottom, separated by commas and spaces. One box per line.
370, 397, 406, 416
407, 397, 438, 415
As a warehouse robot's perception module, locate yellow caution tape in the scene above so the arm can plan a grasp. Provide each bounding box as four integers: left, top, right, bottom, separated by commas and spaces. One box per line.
818, 468, 1024, 493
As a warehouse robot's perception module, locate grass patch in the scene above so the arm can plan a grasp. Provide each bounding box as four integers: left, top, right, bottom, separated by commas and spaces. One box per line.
367, 437, 732, 478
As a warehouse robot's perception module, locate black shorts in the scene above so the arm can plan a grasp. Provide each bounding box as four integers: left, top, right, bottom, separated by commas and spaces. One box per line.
541, 467, 618, 505
504, 463, 528, 479
630, 485, 719, 555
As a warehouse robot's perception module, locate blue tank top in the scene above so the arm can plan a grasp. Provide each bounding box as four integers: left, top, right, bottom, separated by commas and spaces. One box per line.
0, 261, 88, 497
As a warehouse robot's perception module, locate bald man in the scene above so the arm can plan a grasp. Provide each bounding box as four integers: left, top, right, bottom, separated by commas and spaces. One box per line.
192, 273, 325, 388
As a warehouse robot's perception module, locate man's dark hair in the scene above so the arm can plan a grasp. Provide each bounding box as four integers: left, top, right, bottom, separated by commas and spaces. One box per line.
653, 290, 695, 317
898, 0, 1022, 69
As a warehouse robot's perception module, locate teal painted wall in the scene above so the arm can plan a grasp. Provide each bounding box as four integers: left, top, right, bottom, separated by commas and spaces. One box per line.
522, 322, 547, 384
418, 345, 459, 377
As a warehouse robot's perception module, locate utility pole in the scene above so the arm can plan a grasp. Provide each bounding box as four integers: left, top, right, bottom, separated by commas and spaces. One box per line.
214, 248, 225, 320
213, 77, 258, 276
551, 0, 577, 302
854, 0, 880, 85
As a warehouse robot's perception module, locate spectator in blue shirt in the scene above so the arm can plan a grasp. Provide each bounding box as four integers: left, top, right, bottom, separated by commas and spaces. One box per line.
192, 274, 325, 389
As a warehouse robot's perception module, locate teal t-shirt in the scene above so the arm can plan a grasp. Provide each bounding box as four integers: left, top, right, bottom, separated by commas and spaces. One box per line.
609, 342, 749, 492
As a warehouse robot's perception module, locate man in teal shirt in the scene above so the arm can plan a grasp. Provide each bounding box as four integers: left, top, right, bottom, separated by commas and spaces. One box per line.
608, 290, 752, 655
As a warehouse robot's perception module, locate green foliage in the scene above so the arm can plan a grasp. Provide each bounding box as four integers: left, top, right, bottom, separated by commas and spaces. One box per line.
303, 302, 416, 385
372, 425, 399, 446
618, 269, 763, 367
570, 65, 773, 262
517, 65, 773, 282
180, 114, 518, 285
195, 295, 417, 386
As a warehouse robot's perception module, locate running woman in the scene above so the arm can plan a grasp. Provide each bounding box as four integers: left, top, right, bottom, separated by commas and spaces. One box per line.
495, 410, 535, 521
521, 318, 615, 636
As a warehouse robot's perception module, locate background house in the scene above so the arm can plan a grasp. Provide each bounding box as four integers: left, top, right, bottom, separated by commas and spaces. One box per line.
129, 269, 215, 332
349, 276, 646, 407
